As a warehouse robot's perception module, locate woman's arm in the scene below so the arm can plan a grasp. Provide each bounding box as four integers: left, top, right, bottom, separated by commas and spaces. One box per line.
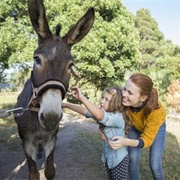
108, 136, 139, 150
62, 102, 88, 116
71, 86, 104, 121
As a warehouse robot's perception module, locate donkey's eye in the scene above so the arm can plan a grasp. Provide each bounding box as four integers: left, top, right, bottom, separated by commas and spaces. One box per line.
34, 56, 41, 65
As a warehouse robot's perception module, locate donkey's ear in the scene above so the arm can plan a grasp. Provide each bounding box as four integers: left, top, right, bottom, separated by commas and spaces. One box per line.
63, 7, 95, 46
28, 0, 52, 44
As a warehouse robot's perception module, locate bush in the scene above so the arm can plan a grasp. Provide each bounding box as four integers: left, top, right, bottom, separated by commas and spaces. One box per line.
165, 79, 180, 112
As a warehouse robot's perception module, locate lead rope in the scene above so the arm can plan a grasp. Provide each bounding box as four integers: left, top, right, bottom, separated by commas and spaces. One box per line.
0, 84, 40, 118
0, 107, 29, 118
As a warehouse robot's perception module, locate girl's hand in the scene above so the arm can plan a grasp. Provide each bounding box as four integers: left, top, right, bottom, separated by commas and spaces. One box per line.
62, 102, 67, 108
71, 86, 84, 100
108, 136, 126, 150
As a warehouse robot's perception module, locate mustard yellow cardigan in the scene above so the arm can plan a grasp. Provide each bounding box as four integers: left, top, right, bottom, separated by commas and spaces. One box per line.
129, 101, 166, 148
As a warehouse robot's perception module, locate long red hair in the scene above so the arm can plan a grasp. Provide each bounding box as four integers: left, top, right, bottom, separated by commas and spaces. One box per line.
129, 73, 160, 118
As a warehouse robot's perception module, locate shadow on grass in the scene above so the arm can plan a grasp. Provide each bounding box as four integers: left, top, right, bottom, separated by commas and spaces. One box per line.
139, 131, 180, 180
0, 115, 28, 179
0, 115, 20, 150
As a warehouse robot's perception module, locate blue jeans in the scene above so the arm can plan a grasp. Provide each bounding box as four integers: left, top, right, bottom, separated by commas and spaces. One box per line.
128, 122, 166, 180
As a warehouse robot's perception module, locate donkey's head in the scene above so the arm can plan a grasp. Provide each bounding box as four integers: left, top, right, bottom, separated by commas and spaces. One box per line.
28, 0, 94, 130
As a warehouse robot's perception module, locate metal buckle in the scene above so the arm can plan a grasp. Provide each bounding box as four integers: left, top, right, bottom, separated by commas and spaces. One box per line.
6, 107, 28, 117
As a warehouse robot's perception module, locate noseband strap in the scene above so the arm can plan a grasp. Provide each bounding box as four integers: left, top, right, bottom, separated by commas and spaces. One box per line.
32, 80, 67, 99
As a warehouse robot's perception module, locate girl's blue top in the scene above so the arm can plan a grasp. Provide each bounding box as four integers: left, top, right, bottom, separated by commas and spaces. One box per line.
85, 111, 128, 169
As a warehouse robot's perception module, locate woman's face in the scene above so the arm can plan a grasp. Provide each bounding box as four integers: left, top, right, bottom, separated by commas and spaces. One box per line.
122, 79, 146, 107
99, 91, 112, 111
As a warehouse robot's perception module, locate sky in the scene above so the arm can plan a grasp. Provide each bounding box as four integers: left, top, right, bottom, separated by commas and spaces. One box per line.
122, 0, 180, 45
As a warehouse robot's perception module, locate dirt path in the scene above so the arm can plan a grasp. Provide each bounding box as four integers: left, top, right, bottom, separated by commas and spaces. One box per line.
0, 113, 107, 180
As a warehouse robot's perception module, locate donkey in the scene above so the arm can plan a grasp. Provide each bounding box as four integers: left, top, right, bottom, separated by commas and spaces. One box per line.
14, 0, 94, 179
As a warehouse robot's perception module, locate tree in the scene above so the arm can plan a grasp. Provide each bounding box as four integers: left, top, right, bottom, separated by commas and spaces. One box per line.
0, 0, 34, 85
133, 8, 180, 100
67, 0, 141, 90
134, 8, 164, 70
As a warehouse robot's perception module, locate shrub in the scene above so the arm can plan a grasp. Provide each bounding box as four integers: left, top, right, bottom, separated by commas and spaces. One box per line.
165, 79, 180, 112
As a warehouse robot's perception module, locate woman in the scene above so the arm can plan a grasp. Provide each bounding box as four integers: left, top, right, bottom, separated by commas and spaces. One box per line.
108, 73, 166, 180
62, 86, 130, 179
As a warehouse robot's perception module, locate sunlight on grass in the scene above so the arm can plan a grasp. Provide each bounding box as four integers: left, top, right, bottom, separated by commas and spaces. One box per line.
0, 92, 18, 109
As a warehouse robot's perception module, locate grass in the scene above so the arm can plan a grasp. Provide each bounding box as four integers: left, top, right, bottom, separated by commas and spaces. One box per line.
0, 92, 18, 109
0, 92, 20, 149
139, 131, 180, 180
71, 130, 107, 179
0, 92, 180, 179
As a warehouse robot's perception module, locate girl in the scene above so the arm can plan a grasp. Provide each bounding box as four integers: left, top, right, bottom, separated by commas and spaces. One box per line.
62, 86, 130, 180
108, 73, 166, 180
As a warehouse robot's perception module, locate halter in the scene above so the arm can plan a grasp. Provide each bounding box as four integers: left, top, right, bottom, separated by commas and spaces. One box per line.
3, 68, 80, 116
28, 71, 67, 112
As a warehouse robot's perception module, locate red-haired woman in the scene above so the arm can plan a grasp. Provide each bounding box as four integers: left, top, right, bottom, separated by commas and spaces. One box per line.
108, 73, 166, 180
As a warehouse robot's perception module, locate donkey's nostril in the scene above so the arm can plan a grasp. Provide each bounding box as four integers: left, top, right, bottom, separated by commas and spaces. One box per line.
39, 111, 62, 131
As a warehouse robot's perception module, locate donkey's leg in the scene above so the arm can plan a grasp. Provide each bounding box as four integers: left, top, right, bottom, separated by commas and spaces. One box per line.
44, 137, 56, 180
45, 152, 55, 180
23, 141, 39, 180
27, 156, 40, 180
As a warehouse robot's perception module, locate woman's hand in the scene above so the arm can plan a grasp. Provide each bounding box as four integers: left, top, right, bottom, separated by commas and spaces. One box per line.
71, 86, 84, 101
108, 136, 127, 150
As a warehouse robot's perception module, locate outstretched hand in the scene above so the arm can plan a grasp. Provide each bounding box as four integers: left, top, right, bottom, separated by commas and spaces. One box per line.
71, 86, 84, 100
108, 136, 126, 150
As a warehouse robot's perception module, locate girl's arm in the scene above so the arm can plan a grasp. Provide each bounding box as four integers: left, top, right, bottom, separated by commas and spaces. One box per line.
62, 102, 88, 116
71, 86, 104, 121
108, 136, 139, 150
